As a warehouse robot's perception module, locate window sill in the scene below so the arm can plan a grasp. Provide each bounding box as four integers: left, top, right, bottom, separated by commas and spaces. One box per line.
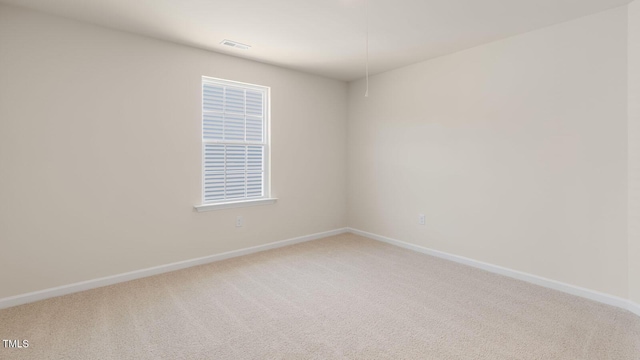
194, 198, 278, 212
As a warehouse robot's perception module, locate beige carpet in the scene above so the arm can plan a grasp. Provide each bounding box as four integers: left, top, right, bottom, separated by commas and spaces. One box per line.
1, 233, 639, 359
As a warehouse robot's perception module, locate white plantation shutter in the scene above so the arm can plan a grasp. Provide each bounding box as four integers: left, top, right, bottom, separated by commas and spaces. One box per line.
202, 77, 269, 204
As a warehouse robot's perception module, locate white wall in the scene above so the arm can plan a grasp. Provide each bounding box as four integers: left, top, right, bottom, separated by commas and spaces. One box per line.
629, 0, 640, 304
0, 4, 347, 299
0, 2, 636, 305
348, 7, 629, 297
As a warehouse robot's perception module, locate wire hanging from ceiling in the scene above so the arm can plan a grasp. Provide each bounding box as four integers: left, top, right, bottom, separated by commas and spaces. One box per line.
364, 0, 369, 97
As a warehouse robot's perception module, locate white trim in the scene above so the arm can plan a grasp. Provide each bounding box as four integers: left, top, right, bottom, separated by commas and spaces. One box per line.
0, 228, 348, 310
629, 301, 640, 317
195, 198, 277, 212
348, 228, 640, 317
202, 76, 269, 92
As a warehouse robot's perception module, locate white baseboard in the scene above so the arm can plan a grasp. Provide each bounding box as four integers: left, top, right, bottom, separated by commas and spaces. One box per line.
348, 228, 640, 317
629, 301, 640, 317
0, 228, 348, 310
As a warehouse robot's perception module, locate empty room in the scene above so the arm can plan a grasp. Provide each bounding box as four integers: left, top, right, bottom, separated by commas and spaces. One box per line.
1, 0, 639, 358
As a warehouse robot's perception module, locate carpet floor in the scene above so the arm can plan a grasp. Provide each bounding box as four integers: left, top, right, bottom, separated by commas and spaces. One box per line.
1, 233, 639, 359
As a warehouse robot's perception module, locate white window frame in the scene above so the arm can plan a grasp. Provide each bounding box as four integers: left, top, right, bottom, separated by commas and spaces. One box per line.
195, 76, 276, 212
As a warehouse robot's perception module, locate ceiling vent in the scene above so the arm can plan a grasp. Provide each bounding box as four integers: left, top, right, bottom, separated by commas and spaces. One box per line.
220, 40, 251, 50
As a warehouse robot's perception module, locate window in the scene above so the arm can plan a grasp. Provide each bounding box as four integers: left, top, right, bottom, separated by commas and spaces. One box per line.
196, 77, 274, 211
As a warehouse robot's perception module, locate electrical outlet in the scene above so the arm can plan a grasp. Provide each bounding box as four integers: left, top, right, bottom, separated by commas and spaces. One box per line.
236, 216, 244, 227
418, 214, 425, 225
